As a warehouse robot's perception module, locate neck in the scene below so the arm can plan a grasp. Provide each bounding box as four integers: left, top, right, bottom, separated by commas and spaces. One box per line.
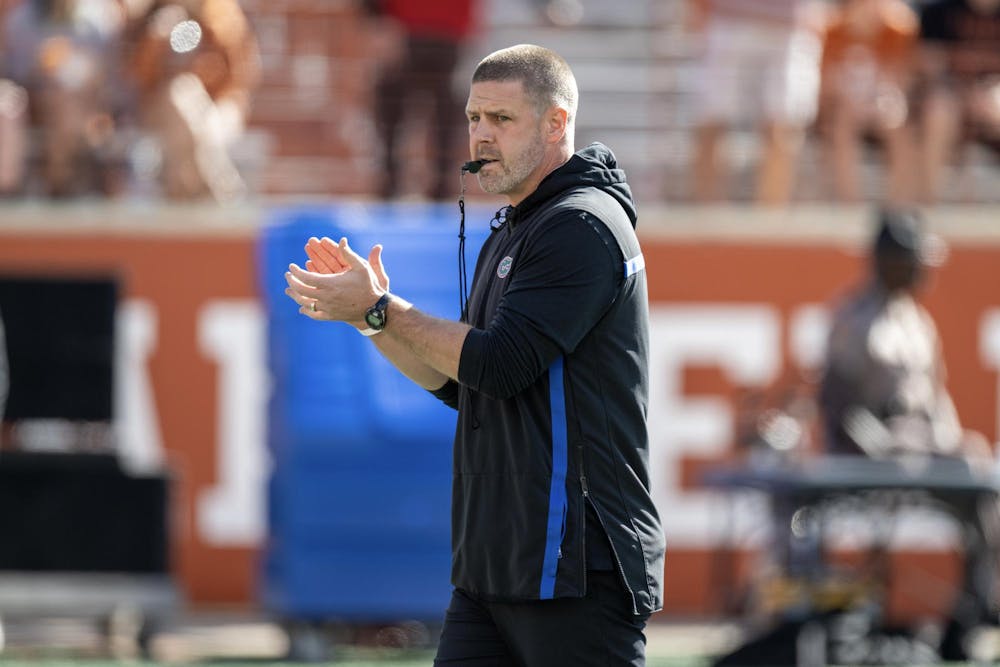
507, 145, 574, 207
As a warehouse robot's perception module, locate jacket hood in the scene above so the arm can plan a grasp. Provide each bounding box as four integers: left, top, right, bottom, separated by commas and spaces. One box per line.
509, 142, 638, 228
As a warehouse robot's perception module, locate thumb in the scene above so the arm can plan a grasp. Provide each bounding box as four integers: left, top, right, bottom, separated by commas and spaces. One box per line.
369, 244, 389, 291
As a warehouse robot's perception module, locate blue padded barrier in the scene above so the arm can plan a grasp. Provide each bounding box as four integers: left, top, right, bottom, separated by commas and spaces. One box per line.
259, 201, 493, 621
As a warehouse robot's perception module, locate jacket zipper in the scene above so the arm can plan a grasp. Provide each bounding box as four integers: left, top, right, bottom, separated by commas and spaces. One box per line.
581, 468, 639, 614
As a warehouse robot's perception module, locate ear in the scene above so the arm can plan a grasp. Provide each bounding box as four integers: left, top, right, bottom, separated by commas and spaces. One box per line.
543, 106, 568, 145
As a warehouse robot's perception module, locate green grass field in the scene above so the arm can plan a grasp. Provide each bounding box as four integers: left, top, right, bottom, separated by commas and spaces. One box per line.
0, 659, 711, 667
0, 615, 725, 666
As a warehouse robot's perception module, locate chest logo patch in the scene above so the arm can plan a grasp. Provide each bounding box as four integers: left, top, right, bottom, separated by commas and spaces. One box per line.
497, 256, 513, 278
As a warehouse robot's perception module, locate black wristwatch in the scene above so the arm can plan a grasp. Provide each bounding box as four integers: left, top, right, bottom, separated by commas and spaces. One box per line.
361, 293, 391, 336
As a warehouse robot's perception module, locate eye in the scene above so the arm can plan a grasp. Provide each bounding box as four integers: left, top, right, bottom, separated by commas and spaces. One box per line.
497, 115, 511, 122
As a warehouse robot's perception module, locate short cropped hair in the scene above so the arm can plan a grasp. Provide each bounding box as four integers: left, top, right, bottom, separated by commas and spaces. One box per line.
472, 44, 579, 124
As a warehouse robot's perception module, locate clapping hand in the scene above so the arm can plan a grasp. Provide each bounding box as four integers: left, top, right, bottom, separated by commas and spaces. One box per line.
284, 237, 389, 326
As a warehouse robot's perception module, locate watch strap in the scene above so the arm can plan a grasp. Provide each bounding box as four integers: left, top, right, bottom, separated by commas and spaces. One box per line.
359, 327, 382, 337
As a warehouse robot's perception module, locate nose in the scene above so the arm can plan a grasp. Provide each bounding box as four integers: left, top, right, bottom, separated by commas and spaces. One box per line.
470, 121, 494, 145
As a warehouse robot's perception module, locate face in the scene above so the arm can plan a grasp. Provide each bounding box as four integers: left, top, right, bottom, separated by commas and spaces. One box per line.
876, 253, 923, 293
466, 79, 547, 204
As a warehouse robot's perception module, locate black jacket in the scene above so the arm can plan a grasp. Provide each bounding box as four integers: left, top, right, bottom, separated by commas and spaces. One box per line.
433, 142, 664, 614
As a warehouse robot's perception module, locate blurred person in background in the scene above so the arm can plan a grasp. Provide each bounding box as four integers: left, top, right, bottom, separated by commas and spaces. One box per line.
0, 0, 29, 195
819, 207, 987, 461
0, 78, 28, 196
685, 0, 824, 205
818, 207, 999, 661
129, 0, 259, 202
818, 0, 919, 204
528, 0, 584, 27
365, 0, 478, 201
917, 0, 1000, 203
285, 44, 665, 665
1, 0, 126, 197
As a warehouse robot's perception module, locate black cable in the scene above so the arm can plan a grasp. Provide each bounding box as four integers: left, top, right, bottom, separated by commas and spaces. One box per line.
458, 172, 469, 321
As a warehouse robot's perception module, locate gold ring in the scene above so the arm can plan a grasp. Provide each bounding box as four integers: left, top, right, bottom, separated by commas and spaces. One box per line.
310, 301, 317, 312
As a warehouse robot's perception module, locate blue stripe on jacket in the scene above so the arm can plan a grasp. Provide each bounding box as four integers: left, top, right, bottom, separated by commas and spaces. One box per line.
540, 356, 568, 599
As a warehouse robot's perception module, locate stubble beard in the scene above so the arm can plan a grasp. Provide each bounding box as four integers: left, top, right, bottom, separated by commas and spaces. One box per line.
477, 134, 546, 196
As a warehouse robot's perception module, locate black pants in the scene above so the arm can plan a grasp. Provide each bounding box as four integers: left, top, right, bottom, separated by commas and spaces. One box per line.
433, 571, 650, 666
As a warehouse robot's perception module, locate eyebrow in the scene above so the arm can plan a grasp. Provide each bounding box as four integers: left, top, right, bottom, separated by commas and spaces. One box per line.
466, 108, 516, 117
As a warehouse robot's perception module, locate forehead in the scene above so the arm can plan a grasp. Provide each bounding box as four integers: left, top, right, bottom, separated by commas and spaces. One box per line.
466, 79, 532, 112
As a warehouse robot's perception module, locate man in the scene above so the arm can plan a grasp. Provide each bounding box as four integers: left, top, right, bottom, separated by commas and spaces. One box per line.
917, 0, 1000, 203
130, 0, 260, 201
2, 0, 127, 196
818, 208, 998, 660
819, 208, 964, 458
818, 0, 919, 203
685, 0, 823, 205
284, 44, 665, 665
366, 0, 478, 200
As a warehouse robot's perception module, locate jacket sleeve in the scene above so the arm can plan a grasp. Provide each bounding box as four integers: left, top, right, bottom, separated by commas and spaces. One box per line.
429, 379, 459, 411
458, 211, 622, 399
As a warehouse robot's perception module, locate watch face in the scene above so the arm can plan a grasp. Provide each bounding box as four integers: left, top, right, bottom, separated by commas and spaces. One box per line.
364, 294, 389, 330
365, 308, 386, 329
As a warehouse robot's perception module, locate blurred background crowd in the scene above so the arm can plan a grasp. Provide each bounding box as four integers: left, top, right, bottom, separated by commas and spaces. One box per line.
0, 1, 999, 663
0, 0, 997, 206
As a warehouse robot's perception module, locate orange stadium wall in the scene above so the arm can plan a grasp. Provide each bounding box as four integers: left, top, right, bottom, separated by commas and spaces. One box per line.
1, 206, 998, 620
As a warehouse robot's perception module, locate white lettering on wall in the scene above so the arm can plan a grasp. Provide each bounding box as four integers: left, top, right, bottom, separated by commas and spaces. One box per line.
981, 309, 1000, 447
789, 304, 830, 372
197, 300, 269, 546
115, 300, 165, 475
647, 305, 781, 546
120, 298, 994, 555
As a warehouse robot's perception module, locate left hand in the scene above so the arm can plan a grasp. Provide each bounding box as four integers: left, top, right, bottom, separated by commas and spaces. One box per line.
284, 237, 388, 324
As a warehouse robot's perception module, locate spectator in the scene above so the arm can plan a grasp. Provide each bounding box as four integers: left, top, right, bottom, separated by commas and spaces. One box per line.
817, 207, 998, 661
818, 0, 919, 204
917, 0, 1000, 203
1, 0, 126, 197
129, 0, 259, 202
0, 0, 27, 195
0, 75, 28, 198
685, 0, 824, 205
366, 0, 478, 201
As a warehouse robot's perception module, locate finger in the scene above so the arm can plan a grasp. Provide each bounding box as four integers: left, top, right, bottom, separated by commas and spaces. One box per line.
319, 237, 357, 273
319, 236, 349, 265
306, 237, 347, 274
318, 237, 349, 270
304, 240, 332, 274
305, 259, 332, 275
369, 244, 389, 290
337, 237, 366, 269
284, 286, 304, 305
284, 287, 323, 319
285, 269, 321, 296
303, 237, 329, 272
319, 236, 343, 258
287, 262, 325, 287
